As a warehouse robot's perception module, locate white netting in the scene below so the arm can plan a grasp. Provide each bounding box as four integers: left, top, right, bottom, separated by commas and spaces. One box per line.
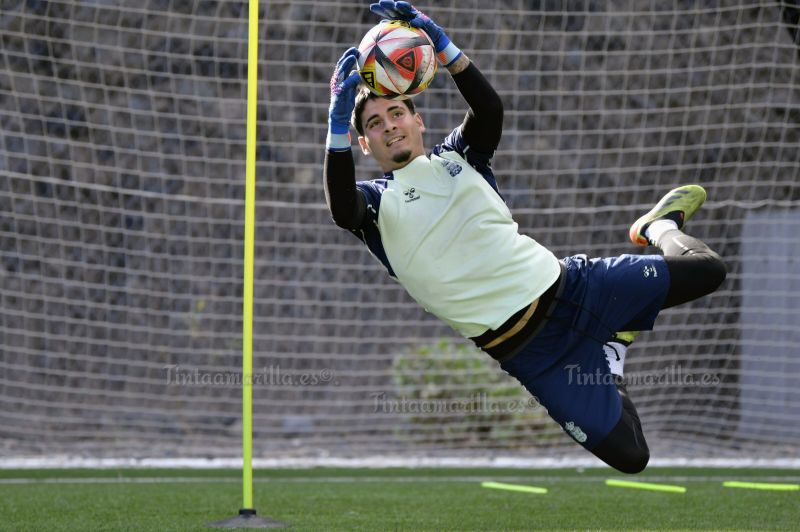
1, 0, 799, 462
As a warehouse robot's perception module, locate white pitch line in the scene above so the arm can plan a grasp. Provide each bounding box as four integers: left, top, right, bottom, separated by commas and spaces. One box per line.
1, 475, 800, 486
0, 477, 238, 485
6, 456, 800, 469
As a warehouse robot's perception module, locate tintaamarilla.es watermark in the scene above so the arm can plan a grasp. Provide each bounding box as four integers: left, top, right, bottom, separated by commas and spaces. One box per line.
370, 392, 541, 415
564, 364, 721, 387
164, 365, 339, 387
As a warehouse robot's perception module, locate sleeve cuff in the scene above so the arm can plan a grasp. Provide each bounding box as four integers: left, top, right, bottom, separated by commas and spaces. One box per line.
326, 131, 352, 151
437, 43, 462, 67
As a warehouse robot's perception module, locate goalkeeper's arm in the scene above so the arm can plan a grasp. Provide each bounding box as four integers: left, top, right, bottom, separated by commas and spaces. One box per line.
324, 150, 365, 230
325, 47, 366, 231
450, 60, 504, 156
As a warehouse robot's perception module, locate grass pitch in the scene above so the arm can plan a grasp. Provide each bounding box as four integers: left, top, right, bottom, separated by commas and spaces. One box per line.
1, 467, 798, 530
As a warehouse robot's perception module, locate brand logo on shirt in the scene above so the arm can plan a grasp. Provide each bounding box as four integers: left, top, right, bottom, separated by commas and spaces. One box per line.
403, 187, 420, 202
643, 264, 658, 278
564, 421, 588, 443
439, 159, 462, 177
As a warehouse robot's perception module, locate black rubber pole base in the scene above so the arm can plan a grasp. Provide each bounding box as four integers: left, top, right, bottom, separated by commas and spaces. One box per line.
208, 508, 288, 529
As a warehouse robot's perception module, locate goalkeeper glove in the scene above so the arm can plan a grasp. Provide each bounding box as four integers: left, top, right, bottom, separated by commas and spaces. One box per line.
327, 47, 361, 151
369, 1, 462, 67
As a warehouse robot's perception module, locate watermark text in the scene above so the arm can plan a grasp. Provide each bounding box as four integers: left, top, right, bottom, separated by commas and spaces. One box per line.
564, 364, 721, 387
370, 392, 540, 415
164, 365, 338, 387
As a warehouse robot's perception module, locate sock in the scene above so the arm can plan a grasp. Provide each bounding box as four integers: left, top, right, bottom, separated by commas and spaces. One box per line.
644, 219, 679, 246
603, 341, 628, 377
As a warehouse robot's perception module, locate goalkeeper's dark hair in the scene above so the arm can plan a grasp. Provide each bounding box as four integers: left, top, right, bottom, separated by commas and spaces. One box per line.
352, 85, 416, 136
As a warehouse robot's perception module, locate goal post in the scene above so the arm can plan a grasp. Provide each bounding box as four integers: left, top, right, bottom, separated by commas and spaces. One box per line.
1, 1, 799, 466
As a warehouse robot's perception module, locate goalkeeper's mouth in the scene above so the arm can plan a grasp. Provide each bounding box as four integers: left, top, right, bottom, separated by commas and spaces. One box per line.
386, 135, 406, 147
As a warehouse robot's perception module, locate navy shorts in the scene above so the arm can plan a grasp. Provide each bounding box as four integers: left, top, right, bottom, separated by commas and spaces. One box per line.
500, 254, 670, 450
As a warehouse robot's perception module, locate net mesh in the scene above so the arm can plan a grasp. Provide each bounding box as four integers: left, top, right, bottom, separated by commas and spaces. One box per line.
1, 0, 799, 462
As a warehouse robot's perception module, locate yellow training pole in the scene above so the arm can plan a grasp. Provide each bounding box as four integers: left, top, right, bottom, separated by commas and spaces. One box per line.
242, 0, 259, 512
209, 2, 286, 526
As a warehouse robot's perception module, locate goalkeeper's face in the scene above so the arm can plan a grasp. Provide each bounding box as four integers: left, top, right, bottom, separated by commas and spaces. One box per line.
357, 97, 426, 173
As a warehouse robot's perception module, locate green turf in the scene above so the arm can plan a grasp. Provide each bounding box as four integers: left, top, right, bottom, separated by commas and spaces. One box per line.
0, 467, 798, 531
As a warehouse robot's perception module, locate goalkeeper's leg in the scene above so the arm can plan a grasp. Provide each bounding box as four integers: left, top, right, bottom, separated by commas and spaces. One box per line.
629, 185, 727, 308
596, 336, 649, 474
591, 184, 727, 474
590, 378, 649, 474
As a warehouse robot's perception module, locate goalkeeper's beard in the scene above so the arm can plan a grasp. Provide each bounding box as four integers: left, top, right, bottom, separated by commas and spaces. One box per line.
392, 149, 412, 165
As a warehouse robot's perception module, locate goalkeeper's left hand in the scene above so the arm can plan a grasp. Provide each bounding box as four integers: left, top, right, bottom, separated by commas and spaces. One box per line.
369, 1, 462, 67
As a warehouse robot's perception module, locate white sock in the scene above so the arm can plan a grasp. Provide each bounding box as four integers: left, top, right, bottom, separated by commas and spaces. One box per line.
603, 342, 627, 377
644, 219, 679, 246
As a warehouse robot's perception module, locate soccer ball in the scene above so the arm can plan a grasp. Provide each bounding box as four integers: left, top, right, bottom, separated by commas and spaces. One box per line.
357, 20, 437, 100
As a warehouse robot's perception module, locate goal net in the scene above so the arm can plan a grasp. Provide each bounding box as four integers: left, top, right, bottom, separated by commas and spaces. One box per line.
1, 0, 799, 465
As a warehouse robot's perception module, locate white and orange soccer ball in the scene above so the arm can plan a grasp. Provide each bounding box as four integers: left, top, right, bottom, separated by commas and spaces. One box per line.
357, 20, 437, 100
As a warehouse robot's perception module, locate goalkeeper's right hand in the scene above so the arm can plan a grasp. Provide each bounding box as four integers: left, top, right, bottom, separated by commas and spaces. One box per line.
327, 47, 361, 151
369, 1, 462, 67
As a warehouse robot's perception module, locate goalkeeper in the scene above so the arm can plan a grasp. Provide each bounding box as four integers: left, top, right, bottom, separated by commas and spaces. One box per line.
324, 1, 726, 474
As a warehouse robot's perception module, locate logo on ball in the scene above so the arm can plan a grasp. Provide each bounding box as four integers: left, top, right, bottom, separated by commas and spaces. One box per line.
397, 50, 417, 72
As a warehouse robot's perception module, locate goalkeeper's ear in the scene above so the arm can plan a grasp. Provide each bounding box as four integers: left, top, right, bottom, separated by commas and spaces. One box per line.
358, 135, 371, 156
413, 112, 425, 134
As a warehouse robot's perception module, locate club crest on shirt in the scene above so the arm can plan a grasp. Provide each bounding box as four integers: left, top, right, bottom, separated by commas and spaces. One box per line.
439, 159, 462, 177
564, 421, 588, 443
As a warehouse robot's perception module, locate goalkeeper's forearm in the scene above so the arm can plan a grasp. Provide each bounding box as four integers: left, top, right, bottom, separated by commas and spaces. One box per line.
450, 57, 504, 154
324, 149, 366, 230
446, 53, 471, 75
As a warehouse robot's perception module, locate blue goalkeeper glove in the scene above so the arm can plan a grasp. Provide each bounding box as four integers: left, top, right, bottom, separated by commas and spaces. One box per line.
369, 1, 462, 67
327, 47, 361, 151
